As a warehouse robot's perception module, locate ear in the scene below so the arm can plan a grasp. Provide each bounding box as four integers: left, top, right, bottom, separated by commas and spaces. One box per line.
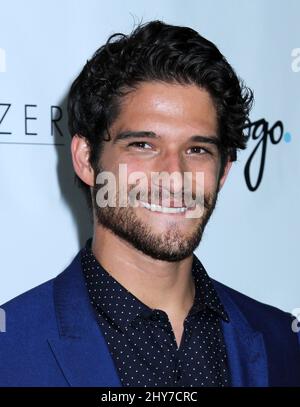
218, 158, 233, 192
70, 134, 94, 187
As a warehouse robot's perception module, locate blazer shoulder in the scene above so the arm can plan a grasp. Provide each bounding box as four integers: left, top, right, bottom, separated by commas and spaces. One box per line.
212, 279, 295, 332
0, 271, 71, 386
0, 249, 82, 338
0, 277, 56, 335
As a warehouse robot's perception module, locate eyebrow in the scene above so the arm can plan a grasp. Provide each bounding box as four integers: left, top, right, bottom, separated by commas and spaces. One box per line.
113, 130, 220, 146
113, 131, 159, 143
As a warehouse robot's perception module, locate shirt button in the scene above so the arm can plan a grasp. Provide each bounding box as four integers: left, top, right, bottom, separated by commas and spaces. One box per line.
176, 369, 181, 382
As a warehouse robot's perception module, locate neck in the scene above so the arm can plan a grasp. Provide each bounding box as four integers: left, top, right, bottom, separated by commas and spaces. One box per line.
91, 225, 195, 321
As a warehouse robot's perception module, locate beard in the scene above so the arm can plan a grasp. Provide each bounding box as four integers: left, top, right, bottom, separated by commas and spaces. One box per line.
91, 166, 219, 262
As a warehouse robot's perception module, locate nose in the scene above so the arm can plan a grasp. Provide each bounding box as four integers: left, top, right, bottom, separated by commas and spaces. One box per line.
152, 151, 186, 196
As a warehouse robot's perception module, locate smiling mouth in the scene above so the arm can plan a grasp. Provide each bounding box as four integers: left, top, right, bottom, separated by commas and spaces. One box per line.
138, 200, 195, 214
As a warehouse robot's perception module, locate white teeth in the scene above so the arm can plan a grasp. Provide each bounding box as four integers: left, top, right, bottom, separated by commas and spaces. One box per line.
138, 201, 187, 213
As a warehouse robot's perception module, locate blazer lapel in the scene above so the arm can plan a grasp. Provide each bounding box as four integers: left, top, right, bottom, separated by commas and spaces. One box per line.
49, 249, 269, 387
48, 251, 122, 387
213, 281, 269, 386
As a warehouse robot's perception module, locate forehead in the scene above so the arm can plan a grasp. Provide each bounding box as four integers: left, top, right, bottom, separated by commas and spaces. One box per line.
111, 81, 218, 136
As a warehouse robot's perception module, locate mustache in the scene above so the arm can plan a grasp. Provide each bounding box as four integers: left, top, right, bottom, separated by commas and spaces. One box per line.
93, 164, 210, 209
127, 185, 208, 208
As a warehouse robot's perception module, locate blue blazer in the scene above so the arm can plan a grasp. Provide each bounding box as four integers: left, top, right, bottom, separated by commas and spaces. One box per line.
0, 249, 299, 387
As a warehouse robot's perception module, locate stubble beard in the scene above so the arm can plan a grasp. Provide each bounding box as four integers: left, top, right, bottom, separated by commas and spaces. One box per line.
91, 169, 219, 262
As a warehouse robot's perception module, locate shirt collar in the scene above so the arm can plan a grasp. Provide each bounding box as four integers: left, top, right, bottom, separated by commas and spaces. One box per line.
191, 253, 229, 322
81, 237, 229, 333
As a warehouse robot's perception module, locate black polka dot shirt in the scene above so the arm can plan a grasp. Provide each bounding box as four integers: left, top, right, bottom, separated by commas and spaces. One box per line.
81, 238, 231, 387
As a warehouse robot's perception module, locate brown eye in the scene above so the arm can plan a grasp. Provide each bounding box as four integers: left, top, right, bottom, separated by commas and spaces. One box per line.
128, 141, 152, 149
187, 146, 208, 155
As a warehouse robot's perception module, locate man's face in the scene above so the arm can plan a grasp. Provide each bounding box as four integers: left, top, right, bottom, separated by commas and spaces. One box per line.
91, 81, 230, 261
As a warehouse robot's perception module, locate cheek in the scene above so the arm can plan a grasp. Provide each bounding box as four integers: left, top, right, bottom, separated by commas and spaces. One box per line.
189, 162, 220, 194
203, 174, 218, 195
113, 161, 150, 194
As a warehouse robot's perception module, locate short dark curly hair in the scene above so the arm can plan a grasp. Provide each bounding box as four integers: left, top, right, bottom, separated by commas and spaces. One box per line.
68, 20, 254, 207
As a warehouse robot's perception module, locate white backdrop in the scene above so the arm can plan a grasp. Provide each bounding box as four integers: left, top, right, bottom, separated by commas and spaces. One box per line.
0, 0, 299, 312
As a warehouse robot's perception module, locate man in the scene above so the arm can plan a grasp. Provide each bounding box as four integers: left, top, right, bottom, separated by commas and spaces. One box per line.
0, 20, 299, 387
